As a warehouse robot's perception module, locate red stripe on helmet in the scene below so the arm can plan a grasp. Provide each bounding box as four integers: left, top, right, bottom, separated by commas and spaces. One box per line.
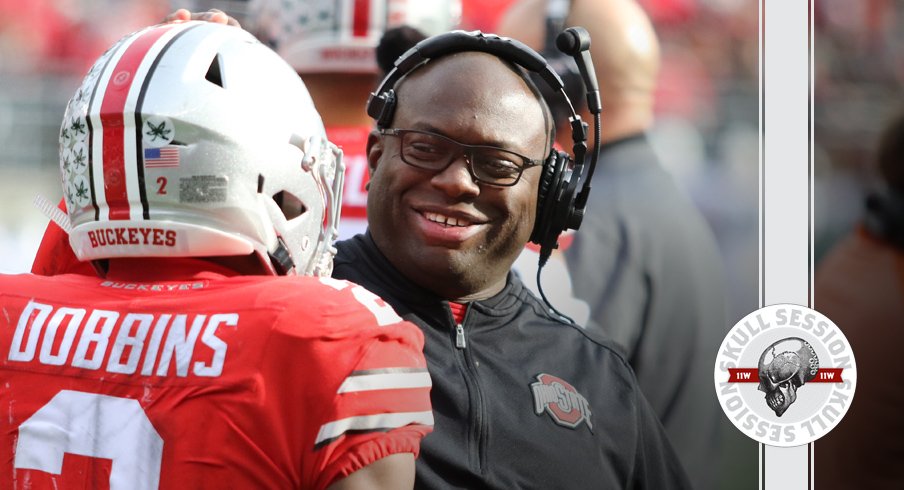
99, 25, 174, 220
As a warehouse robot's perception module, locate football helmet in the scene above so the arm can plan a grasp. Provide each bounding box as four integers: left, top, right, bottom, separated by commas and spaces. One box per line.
247, 0, 462, 73
59, 21, 344, 276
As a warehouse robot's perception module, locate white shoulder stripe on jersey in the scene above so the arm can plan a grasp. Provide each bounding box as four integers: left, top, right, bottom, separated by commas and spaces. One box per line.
337, 370, 432, 393
315, 411, 435, 447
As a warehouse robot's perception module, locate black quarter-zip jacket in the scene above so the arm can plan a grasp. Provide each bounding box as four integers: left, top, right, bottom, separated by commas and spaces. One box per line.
333, 233, 691, 489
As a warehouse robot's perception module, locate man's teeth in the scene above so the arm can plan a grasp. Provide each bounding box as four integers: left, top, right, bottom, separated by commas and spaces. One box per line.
424, 211, 472, 227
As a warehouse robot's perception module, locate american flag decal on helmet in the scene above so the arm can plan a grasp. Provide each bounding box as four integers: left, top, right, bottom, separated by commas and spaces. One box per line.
531, 373, 593, 432
144, 147, 180, 168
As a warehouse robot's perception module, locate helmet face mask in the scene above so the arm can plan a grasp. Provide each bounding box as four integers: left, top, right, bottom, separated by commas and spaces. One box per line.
60, 21, 344, 276
248, 0, 462, 74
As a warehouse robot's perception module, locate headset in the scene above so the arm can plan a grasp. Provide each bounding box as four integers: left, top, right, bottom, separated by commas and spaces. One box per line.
366, 28, 602, 268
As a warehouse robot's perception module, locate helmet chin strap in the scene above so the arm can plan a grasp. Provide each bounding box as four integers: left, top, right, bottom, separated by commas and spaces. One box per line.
34, 194, 72, 234
267, 237, 295, 276
34, 193, 111, 276
259, 191, 297, 276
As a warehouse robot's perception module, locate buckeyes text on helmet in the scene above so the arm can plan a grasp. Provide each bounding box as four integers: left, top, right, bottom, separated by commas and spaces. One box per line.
59, 21, 344, 277
247, 0, 462, 74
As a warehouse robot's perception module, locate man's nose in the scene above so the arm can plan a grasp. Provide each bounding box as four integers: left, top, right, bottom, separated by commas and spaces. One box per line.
430, 155, 480, 197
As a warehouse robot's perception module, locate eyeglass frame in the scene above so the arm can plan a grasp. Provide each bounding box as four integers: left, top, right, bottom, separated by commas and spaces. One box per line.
378, 128, 546, 187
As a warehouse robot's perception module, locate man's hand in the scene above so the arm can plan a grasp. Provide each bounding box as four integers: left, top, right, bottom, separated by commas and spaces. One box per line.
163, 8, 241, 27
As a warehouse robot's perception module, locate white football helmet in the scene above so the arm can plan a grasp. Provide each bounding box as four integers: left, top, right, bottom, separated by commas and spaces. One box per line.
59, 21, 344, 276
247, 0, 462, 73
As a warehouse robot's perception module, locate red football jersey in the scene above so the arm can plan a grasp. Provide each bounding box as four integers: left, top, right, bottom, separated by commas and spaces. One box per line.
2, 258, 432, 490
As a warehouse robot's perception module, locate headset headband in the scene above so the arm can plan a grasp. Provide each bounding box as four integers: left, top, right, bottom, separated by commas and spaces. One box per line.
368, 30, 576, 128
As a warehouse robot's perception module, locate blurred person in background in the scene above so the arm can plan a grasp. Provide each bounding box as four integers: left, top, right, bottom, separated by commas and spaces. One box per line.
3, 21, 432, 489
813, 107, 904, 490
375, 25, 429, 78
498, 1, 728, 489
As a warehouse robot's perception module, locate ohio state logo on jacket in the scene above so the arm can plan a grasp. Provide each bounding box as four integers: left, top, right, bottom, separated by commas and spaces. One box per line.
530, 373, 593, 432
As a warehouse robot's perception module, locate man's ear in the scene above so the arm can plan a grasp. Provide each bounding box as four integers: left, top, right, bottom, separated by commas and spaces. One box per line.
366, 130, 384, 177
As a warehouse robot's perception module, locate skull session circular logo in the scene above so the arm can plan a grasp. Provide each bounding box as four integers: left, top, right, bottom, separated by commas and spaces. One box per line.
713, 304, 857, 447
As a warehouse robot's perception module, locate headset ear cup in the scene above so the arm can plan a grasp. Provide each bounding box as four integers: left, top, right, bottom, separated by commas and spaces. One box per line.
530, 150, 566, 245
553, 161, 580, 232
366, 89, 397, 128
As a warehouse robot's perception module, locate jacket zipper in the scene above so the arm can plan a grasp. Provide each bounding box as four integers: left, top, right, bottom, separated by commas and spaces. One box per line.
449, 306, 486, 473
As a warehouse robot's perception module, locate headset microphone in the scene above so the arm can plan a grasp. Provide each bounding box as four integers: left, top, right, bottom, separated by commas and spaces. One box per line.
553, 26, 601, 228
555, 27, 601, 114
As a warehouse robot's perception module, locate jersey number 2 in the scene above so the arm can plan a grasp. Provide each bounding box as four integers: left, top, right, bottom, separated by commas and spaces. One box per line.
15, 390, 163, 489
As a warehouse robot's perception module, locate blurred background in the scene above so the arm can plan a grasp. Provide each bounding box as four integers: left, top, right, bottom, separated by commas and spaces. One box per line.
0, 0, 894, 485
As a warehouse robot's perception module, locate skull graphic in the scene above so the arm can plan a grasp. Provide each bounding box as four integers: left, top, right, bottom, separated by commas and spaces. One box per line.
757, 337, 819, 417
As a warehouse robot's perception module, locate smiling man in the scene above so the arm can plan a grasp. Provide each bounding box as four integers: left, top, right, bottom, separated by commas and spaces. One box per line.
333, 47, 691, 488
364, 52, 547, 302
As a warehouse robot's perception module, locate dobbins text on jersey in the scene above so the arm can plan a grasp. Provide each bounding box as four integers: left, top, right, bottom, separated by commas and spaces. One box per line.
7, 300, 231, 378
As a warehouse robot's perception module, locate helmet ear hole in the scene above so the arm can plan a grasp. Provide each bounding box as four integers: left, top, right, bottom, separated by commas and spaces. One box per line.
273, 190, 306, 221
206, 54, 224, 87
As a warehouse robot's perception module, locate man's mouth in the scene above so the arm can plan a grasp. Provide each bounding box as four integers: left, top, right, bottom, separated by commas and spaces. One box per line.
423, 211, 473, 228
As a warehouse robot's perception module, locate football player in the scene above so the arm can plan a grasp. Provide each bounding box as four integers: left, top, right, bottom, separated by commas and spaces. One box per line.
2, 21, 432, 490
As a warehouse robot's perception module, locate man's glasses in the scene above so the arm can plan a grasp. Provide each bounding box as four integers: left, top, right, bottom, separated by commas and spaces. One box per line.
379, 128, 544, 187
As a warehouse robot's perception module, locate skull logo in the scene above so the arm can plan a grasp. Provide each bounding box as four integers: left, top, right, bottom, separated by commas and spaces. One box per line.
757, 338, 819, 417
